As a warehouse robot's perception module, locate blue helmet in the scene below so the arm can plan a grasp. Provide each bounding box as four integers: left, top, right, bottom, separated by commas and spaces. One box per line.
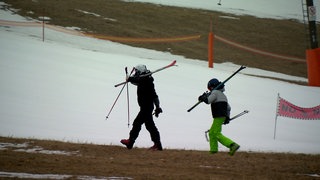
207, 78, 224, 90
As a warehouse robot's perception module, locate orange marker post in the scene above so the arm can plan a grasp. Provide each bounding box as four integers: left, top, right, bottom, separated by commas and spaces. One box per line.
306, 48, 320, 86
208, 32, 214, 68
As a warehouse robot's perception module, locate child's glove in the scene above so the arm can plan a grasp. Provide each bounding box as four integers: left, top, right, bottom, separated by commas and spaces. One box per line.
223, 117, 230, 125
198, 92, 209, 103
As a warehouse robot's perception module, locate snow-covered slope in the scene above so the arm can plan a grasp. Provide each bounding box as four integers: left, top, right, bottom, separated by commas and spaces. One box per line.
0, 3, 319, 154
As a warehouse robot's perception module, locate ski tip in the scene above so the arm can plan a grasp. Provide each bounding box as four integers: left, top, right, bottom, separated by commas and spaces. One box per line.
244, 110, 249, 113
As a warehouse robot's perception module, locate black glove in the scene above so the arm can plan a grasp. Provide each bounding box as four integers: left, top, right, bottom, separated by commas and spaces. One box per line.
198, 92, 209, 103
127, 76, 133, 82
154, 107, 163, 118
223, 117, 230, 125
127, 76, 139, 86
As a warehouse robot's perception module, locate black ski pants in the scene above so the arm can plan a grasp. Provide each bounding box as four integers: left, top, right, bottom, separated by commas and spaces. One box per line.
129, 107, 161, 144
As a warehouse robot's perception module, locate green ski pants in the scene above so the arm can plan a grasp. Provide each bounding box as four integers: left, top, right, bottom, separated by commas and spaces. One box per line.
209, 117, 234, 153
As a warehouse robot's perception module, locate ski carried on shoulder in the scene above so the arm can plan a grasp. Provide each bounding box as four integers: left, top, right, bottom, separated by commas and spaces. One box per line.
114, 60, 177, 87
141, 60, 177, 77
187, 65, 246, 112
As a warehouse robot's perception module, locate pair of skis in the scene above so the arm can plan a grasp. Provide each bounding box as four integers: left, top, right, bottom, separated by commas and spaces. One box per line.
106, 60, 177, 122
114, 60, 177, 87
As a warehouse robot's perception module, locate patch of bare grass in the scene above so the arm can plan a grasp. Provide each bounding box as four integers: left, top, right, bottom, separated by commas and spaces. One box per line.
1, 136, 320, 179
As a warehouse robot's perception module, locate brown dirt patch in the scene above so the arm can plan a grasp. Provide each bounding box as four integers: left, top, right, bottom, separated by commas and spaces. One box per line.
1, 136, 320, 179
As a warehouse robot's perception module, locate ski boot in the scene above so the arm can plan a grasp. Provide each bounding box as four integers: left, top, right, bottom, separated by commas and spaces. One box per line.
120, 139, 134, 149
149, 142, 163, 151
229, 143, 240, 156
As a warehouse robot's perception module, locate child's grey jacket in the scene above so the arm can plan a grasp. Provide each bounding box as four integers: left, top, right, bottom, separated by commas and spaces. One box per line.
205, 88, 231, 118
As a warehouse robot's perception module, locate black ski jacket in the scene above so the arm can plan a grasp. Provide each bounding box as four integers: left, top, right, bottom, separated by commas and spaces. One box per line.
128, 75, 159, 110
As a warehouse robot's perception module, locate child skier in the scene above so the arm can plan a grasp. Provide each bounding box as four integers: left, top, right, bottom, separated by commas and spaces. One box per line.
198, 78, 240, 155
120, 64, 163, 151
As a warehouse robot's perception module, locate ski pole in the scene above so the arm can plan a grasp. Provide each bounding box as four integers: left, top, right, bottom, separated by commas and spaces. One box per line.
230, 110, 249, 120
205, 130, 209, 142
187, 65, 246, 112
125, 67, 130, 127
106, 67, 134, 119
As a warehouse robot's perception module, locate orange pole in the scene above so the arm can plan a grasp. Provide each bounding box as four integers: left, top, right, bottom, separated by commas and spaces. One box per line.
208, 32, 214, 68
306, 48, 320, 86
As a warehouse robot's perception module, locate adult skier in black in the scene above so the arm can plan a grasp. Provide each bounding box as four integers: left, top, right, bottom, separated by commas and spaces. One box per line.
120, 64, 163, 150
